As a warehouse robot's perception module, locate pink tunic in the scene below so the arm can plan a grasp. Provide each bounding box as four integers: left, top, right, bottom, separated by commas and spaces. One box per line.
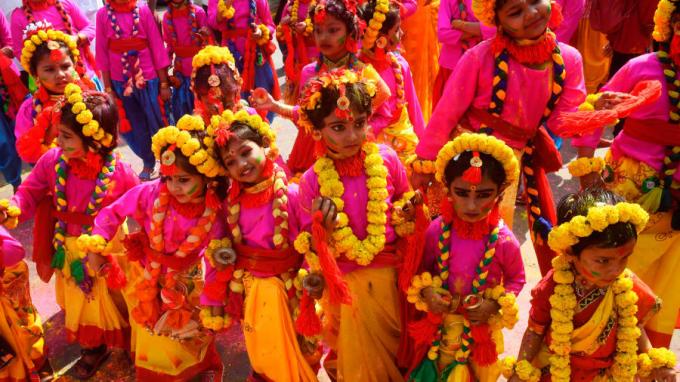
572, 53, 680, 182
278, 0, 318, 61
422, 218, 525, 296
418, 39, 586, 159
0, 12, 12, 48
162, 4, 207, 77
369, 54, 425, 137
298, 145, 410, 273
437, 0, 495, 70
554, 0, 585, 43
207, 0, 275, 57
11, 148, 140, 236
95, 4, 170, 82
0, 226, 25, 268
14, 97, 39, 142
399, 0, 418, 19
11, 0, 97, 73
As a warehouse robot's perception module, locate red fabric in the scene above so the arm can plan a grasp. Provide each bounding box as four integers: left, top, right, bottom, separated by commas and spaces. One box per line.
466, 107, 535, 143
105, 254, 127, 289
432, 67, 453, 114
66, 324, 129, 349
203, 266, 233, 302
451, 206, 501, 241
115, 97, 132, 134
408, 312, 443, 346
134, 341, 223, 382
173, 45, 202, 58
491, 32, 558, 66
122, 231, 147, 262
590, 0, 656, 54
529, 165, 558, 276
398, 204, 428, 292
225, 288, 244, 320
312, 211, 351, 305
32, 197, 55, 283
469, 324, 497, 366
107, 38, 149, 54
68, 153, 104, 180
51, 210, 95, 226
532, 126, 563, 173
0, 55, 28, 116
287, 129, 316, 174
334, 150, 366, 177
232, 243, 302, 275
168, 196, 205, 219
623, 117, 680, 146
295, 290, 322, 336
106, 0, 137, 13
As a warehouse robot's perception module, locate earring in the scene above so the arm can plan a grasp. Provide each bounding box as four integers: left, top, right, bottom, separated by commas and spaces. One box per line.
312, 130, 322, 141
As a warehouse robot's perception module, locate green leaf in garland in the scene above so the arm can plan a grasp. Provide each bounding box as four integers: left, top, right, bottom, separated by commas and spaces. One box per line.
70, 260, 85, 283
51, 246, 65, 270
408, 357, 439, 382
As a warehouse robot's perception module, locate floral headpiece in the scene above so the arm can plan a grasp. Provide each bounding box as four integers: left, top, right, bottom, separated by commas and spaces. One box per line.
58, 83, 115, 148
21, 21, 80, 74
298, 68, 377, 133
207, 109, 279, 159
191, 46, 240, 114
151, 114, 224, 178
362, 0, 389, 49
547, 202, 649, 253
653, 0, 679, 42
435, 133, 519, 187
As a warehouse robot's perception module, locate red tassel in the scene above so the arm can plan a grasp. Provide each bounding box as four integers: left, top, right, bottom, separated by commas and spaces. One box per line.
398, 204, 428, 292
203, 266, 233, 302
470, 324, 498, 366
122, 232, 148, 262
548, 0, 563, 30
461, 153, 482, 185
105, 255, 127, 289
225, 289, 244, 320
408, 312, 443, 346
312, 211, 352, 305
115, 97, 132, 134
295, 290, 323, 336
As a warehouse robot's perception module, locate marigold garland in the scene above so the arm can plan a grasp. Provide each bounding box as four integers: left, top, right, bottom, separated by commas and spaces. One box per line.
406, 271, 444, 312
0, 199, 21, 229
567, 157, 605, 178
653, 0, 676, 42
637, 348, 677, 378
405, 155, 436, 174
313, 142, 389, 266
255, 24, 271, 45
20, 21, 81, 74
217, 0, 236, 20
500, 357, 541, 382
361, 0, 389, 50
392, 191, 416, 236
471, 0, 496, 27
199, 308, 233, 331
62, 83, 115, 148
204, 237, 234, 268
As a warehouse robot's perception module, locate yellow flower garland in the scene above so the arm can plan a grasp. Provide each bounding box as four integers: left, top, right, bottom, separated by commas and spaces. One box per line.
191, 45, 240, 91
256, 24, 271, 46
21, 21, 81, 74
293, 232, 321, 270
151, 115, 224, 178
638, 348, 677, 378
435, 133, 519, 186
76, 234, 111, 254
471, 0, 496, 27
567, 157, 605, 178
207, 109, 279, 159
313, 142, 389, 266
547, 202, 649, 254
406, 271, 444, 312
405, 154, 436, 175
217, 0, 236, 20
199, 308, 233, 331
62, 83, 115, 148
391, 191, 416, 236
500, 357, 541, 382
362, 0, 390, 49
0, 199, 20, 230
653, 0, 676, 42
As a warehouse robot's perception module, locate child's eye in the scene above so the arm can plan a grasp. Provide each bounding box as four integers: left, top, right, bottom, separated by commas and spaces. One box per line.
597, 258, 610, 265
330, 124, 344, 132
179, 177, 190, 183
454, 191, 468, 197
477, 192, 492, 199
241, 148, 252, 157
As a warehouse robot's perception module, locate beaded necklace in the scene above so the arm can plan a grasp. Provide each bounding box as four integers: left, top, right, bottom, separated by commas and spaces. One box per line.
105, 1, 143, 96
165, 2, 199, 51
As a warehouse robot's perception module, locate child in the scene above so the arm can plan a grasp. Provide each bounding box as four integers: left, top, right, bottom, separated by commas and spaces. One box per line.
295, 68, 410, 381
276, 0, 318, 103
0, 12, 26, 191
406, 133, 524, 381
358, 0, 424, 162
162, 0, 208, 122
202, 109, 318, 381
504, 188, 676, 382
1, 84, 139, 380
0, 226, 50, 381
207, 0, 279, 117
11, 0, 101, 89
96, 0, 172, 181
86, 114, 225, 380
410, 0, 586, 276
568, 0, 680, 348
15, 21, 93, 164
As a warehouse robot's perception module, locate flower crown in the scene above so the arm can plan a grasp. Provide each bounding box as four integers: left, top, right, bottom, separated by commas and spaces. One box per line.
471, 0, 496, 27
547, 202, 649, 253
207, 109, 279, 158
653, 0, 678, 42
191, 45, 240, 87
435, 133, 519, 187
298, 68, 377, 133
151, 114, 224, 178
21, 21, 80, 74
362, 0, 390, 49
58, 83, 115, 148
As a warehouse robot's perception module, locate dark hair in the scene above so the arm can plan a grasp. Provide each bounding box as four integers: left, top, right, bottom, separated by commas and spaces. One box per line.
213, 121, 267, 167
308, 0, 361, 40
556, 188, 638, 256
59, 92, 119, 156
443, 151, 507, 188
193, 63, 241, 106
29, 43, 74, 75
358, 0, 400, 34
303, 82, 373, 130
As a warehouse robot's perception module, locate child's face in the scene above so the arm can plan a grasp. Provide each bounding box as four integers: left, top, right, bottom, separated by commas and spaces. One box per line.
568, 239, 636, 288
163, 168, 206, 204
318, 111, 368, 159
35, 48, 76, 94
314, 14, 349, 60
220, 137, 268, 184
497, 0, 550, 40
448, 175, 501, 222
384, 19, 403, 51
57, 124, 86, 159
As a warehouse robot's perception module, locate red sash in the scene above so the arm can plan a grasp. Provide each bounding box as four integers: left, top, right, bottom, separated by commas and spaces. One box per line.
173, 45, 202, 58
108, 38, 149, 54
623, 118, 680, 146
233, 243, 302, 274
220, 29, 248, 41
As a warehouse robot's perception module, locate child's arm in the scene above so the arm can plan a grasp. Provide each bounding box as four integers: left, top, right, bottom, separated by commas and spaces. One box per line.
437, 0, 466, 46
637, 329, 676, 382
401, 59, 425, 137
9, 9, 25, 60
9, 149, 58, 221
142, 6, 171, 99
91, 183, 151, 241
65, 0, 96, 43
95, 10, 111, 83
0, 12, 12, 57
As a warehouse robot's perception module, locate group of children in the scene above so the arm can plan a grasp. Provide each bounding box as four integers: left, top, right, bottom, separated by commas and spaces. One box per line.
0, 0, 678, 381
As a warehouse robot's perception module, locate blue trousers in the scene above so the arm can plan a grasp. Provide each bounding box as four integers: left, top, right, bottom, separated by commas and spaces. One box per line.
0, 111, 22, 187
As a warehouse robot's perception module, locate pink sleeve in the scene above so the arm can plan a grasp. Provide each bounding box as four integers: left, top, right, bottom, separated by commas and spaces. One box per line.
402, 58, 425, 136
10, 8, 27, 56
399, 0, 418, 19
65, 0, 96, 41
0, 227, 25, 267
554, 0, 584, 43
95, 9, 111, 72
546, 45, 586, 141
498, 229, 525, 295
296, 170, 318, 233
480, 24, 496, 40
257, 0, 276, 35
0, 12, 12, 48
196, 6, 208, 29
384, 145, 410, 198
437, 0, 464, 46
141, 6, 170, 70
207, 0, 224, 31
92, 182, 152, 241
13, 98, 31, 142
416, 49, 479, 159
199, 215, 228, 306
11, 149, 57, 221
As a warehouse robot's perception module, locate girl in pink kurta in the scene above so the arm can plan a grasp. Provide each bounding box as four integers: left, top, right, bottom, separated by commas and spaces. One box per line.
11, 0, 101, 88
201, 110, 318, 381
96, 0, 171, 180
406, 133, 524, 381
3, 87, 139, 380
411, 0, 586, 276
162, 0, 208, 122
88, 114, 225, 380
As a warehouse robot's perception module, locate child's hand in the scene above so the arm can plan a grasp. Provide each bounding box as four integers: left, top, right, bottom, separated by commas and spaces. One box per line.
642, 367, 677, 382
593, 91, 636, 111
466, 297, 500, 325
422, 286, 452, 314
409, 170, 434, 191
451, 19, 464, 29
302, 272, 325, 299
397, 190, 424, 222
312, 197, 337, 233
251, 24, 263, 40
87, 253, 107, 274
249, 88, 275, 111
0, 46, 13, 59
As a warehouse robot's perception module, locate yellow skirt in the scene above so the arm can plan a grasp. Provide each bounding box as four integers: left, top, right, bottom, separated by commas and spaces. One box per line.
437, 314, 502, 382
242, 274, 318, 382
376, 107, 419, 164
0, 261, 45, 381
572, 18, 611, 93
322, 267, 403, 382
57, 237, 128, 349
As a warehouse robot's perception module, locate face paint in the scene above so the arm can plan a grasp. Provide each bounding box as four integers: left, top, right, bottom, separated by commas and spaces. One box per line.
187, 182, 199, 197
338, 35, 346, 45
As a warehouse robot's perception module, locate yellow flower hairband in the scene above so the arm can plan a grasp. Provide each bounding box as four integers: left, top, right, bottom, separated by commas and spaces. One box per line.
653, 0, 677, 42
434, 132, 519, 186
207, 109, 279, 159
191, 45, 241, 91
547, 202, 649, 254
21, 21, 81, 74
60, 83, 115, 148
471, 0, 496, 27
362, 0, 390, 49
151, 114, 224, 178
